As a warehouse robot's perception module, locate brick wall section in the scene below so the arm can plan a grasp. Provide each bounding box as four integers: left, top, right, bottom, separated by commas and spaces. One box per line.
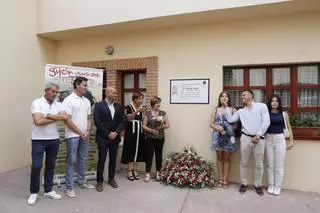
72, 56, 158, 106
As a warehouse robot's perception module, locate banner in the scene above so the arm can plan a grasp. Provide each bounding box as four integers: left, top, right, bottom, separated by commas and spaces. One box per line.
44, 64, 103, 186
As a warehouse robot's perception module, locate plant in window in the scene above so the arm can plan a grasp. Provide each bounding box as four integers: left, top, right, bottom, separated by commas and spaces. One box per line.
289, 115, 320, 127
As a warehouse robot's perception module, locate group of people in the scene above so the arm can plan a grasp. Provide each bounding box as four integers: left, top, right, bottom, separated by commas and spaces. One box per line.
28, 76, 294, 205
28, 77, 170, 205
210, 90, 294, 196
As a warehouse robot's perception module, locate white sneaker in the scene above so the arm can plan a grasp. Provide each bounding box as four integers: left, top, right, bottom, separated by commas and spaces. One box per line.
78, 183, 95, 189
66, 188, 76, 198
27, 193, 38, 205
44, 191, 62, 200
267, 185, 274, 194
144, 173, 150, 183
156, 171, 161, 181
273, 186, 281, 196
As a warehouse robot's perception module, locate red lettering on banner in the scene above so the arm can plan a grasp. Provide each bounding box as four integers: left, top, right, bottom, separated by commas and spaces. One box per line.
48, 67, 74, 77
48, 66, 100, 79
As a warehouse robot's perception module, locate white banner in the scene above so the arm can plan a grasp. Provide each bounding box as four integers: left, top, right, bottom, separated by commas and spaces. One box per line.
44, 64, 103, 184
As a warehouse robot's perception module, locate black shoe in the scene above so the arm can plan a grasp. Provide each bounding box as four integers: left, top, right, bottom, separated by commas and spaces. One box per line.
239, 184, 248, 194
96, 182, 104, 192
108, 179, 119, 188
254, 186, 264, 196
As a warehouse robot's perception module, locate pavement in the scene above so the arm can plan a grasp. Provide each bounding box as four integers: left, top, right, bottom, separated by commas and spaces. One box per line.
1, 167, 319, 213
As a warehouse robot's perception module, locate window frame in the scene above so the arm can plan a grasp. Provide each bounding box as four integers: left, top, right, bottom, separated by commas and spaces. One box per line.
223, 62, 320, 115
121, 70, 147, 107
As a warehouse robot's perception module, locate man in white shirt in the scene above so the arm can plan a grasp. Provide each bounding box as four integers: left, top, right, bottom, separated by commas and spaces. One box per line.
28, 82, 83, 205
63, 77, 95, 198
226, 90, 270, 196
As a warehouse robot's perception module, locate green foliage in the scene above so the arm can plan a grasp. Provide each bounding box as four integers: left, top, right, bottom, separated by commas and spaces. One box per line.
289, 115, 320, 127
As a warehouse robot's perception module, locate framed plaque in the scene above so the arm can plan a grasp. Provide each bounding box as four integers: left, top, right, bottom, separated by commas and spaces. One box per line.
170, 78, 210, 104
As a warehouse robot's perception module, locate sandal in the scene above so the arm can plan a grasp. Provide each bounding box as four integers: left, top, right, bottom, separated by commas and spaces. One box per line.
127, 171, 134, 181
222, 180, 229, 189
132, 170, 140, 180
144, 173, 150, 183
156, 171, 161, 181
216, 180, 223, 188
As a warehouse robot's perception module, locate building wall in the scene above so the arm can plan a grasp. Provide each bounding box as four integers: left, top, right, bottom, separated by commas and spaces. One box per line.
55, 12, 320, 192
38, 0, 287, 33
0, 0, 56, 172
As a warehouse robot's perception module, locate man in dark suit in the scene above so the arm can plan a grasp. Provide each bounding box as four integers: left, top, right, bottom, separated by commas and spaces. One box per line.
94, 87, 124, 192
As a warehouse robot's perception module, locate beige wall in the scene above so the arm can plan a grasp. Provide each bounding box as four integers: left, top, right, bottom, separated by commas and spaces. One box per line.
54, 12, 320, 192
0, 0, 56, 172
38, 0, 288, 33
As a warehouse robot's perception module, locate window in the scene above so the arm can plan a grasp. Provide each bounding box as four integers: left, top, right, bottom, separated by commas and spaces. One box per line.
223, 63, 320, 121
122, 70, 146, 106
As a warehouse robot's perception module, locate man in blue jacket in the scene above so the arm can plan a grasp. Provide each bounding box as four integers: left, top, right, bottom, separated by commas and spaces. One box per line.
94, 87, 124, 192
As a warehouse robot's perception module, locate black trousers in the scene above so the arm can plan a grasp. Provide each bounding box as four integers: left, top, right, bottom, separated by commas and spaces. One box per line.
30, 139, 59, 193
145, 137, 165, 172
96, 141, 119, 183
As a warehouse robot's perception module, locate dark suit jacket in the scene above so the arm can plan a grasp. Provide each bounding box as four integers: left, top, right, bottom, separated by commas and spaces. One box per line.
93, 100, 124, 144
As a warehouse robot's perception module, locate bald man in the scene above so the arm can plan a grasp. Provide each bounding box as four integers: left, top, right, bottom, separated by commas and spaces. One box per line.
93, 87, 124, 191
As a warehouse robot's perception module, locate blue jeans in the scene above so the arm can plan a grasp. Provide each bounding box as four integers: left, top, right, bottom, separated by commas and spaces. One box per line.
30, 139, 60, 193
66, 137, 89, 188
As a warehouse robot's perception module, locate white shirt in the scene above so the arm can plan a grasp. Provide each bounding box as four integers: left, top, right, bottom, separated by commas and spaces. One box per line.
105, 99, 115, 119
226, 102, 270, 136
62, 92, 91, 138
31, 96, 63, 140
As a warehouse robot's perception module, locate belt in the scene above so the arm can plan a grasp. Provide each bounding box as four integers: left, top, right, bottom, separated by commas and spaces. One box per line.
241, 132, 265, 140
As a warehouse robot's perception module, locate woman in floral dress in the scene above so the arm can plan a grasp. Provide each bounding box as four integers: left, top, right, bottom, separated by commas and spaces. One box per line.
210, 91, 236, 188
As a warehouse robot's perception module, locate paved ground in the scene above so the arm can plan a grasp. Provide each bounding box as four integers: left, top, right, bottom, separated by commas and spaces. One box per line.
1, 167, 319, 213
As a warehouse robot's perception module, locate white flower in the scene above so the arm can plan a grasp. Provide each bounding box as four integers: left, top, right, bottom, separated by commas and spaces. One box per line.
157, 115, 164, 122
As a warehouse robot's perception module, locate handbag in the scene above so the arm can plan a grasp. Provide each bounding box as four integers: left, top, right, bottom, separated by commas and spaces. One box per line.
283, 112, 290, 139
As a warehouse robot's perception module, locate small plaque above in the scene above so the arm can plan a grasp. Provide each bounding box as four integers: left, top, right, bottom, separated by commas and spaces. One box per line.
170, 79, 210, 104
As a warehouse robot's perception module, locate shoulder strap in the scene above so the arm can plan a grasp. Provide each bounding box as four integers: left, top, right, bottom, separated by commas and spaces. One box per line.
283, 111, 288, 129
129, 103, 135, 112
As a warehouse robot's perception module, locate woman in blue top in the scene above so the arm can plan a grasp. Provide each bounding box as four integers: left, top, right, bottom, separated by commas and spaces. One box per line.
266, 95, 294, 196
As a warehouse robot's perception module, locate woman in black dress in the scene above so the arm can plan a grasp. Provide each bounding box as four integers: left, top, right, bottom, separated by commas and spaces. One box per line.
121, 92, 146, 181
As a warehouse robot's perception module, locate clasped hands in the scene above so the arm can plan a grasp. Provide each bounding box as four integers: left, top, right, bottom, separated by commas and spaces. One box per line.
80, 130, 90, 140
251, 135, 260, 144
127, 106, 146, 120
107, 132, 118, 141
216, 126, 227, 136
150, 128, 159, 135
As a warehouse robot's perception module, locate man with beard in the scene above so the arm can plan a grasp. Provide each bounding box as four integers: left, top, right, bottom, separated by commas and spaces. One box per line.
63, 77, 95, 198
226, 90, 270, 196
